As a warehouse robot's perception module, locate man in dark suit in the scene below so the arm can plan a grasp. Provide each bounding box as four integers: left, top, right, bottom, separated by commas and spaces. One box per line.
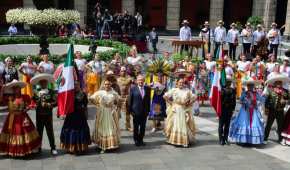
128, 75, 151, 146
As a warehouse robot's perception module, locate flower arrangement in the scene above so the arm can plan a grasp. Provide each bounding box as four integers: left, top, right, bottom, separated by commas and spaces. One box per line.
6, 8, 80, 26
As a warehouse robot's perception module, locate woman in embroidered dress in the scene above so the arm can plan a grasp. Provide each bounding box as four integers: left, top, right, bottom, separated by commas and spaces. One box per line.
60, 81, 91, 154
163, 77, 196, 147
235, 54, 250, 98
38, 53, 55, 90
0, 80, 41, 157
19, 55, 37, 98
149, 74, 167, 132
2, 57, 18, 84
89, 79, 121, 153
229, 77, 265, 145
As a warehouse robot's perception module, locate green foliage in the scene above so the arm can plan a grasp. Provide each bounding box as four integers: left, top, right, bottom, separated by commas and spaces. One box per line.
235, 21, 243, 31
172, 53, 186, 62
0, 37, 131, 64
247, 16, 264, 28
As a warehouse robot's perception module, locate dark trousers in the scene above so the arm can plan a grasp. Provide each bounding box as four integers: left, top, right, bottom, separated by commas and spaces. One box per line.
214, 42, 221, 59
36, 114, 56, 150
264, 110, 284, 142
151, 41, 157, 53
243, 43, 251, 55
133, 116, 147, 143
251, 45, 258, 58
218, 111, 232, 142
181, 45, 189, 54
229, 43, 237, 60
269, 44, 279, 58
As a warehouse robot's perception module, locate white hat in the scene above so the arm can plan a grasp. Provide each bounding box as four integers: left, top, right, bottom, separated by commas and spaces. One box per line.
217, 20, 224, 25
120, 66, 126, 71
30, 73, 54, 85
242, 76, 261, 86
4, 80, 26, 94
283, 56, 289, 61
174, 69, 191, 78
271, 22, 277, 26
182, 20, 189, 24
265, 73, 290, 86
204, 21, 210, 26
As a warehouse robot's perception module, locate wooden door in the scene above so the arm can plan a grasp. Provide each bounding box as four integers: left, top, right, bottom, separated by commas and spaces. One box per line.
147, 0, 167, 28
0, 0, 23, 25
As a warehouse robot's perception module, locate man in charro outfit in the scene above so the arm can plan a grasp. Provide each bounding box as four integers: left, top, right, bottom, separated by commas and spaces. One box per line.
117, 66, 133, 131
264, 74, 290, 144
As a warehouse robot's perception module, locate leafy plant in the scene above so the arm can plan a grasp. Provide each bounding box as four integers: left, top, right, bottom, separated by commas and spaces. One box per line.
247, 16, 264, 29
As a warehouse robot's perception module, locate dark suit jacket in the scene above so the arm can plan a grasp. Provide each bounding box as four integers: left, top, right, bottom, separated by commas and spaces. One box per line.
128, 85, 151, 117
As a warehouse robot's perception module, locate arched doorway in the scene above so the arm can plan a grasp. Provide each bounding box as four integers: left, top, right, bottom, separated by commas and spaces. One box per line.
223, 0, 253, 28
275, 0, 288, 28
180, 0, 210, 30
135, 0, 167, 28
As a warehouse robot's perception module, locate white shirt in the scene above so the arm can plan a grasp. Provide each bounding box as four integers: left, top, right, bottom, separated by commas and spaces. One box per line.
20, 62, 37, 77
179, 26, 192, 41
205, 60, 216, 72
135, 14, 142, 27
38, 61, 54, 74
227, 29, 239, 43
75, 58, 87, 71
236, 61, 250, 72
225, 66, 234, 77
0, 62, 5, 75
266, 62, 278, 73
267, 28, 281, 45
280, 65, 290, 78
138, 86, 145, 98
8, 26, 17, 35
214, 26, 226, 43
127, 56, 143, 66
88, 60, 106, 74
241, 28, 253, 44
253, 30, 266, 45
199, 28, 211, 40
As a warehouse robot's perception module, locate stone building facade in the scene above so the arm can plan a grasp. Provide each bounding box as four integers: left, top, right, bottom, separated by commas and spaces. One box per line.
1, 0, 290, 37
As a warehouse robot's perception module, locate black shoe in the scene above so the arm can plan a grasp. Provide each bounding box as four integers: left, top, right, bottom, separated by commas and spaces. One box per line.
139, 141, 146, 146
219, 140, 225, 145
135, 142, 141, 147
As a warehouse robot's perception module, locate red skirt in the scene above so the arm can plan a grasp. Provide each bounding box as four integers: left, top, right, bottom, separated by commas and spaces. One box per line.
0, 112, 41, 157
282, 111, 290, 145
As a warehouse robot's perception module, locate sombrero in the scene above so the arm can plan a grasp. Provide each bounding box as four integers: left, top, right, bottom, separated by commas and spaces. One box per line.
4, 80, 26, 94
242, 76, 261, 86
265, 73, 290, 86
271, 22, 277, 27
174, 69, 191, 78
217, 20, 224, 25
182, 20, 189, 24
245, 22, 251, 26
283, 56, 289, 62
230, 23, 236, 27
204, 21, 210, 26
30, 73, 54, 85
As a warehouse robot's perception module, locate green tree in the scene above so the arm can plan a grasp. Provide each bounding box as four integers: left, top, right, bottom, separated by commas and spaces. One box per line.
247, 16, 264, 29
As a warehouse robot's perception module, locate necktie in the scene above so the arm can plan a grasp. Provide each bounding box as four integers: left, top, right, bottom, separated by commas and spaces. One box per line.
140, 86, 144, 98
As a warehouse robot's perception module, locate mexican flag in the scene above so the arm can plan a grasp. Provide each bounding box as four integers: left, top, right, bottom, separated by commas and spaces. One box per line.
57, 44, 75, 117
209, 46, 226, 117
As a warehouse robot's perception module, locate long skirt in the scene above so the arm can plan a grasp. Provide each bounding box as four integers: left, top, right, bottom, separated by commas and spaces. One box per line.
60, 111, 91, 153
229, 107, 264, 144
92, 106, 120, 150
149, 93, 166, 121
236, 71, 245, 98
21, 75, 33, 98
282, 109, 290, 146
165, 104, 195, 146
86, 73, 101, 96
0, 112, 41, 157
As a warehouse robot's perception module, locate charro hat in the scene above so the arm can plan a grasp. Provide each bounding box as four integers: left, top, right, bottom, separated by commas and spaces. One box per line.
30, 73, 54, 85
4, 80, 26, 94
174, 68, 191, 78
265, 73, 290, 86
217, 20, 224, 25
204, 21, 210, 26
242, 76, 261, 86
182, 20, 189, 24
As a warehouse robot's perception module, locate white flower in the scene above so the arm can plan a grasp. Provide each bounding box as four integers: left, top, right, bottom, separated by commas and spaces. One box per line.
6, 8, 80, 26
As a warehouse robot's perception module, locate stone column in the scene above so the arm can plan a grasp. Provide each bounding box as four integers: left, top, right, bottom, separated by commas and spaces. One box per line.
122, 0, 135, 15
284, 0, 290, 38
263, 0, 277, 30
74, 0, 87, 27
166, 0, 180, 30
252, 0, 265, 17
209, 0, 224, 27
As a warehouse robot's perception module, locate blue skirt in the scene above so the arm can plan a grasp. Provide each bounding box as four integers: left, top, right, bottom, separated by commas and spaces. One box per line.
229, 106, 264, 144
149, 93, 166, 121
60, 109, 91, 152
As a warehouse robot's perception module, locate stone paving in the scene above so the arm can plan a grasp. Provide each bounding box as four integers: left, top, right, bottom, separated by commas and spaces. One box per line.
0, 102, 290, 170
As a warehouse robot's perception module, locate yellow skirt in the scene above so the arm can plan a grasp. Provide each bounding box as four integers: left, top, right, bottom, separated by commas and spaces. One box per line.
236, 71, 245, 98
21, 75, 33, 98
86, 73, 101, 96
